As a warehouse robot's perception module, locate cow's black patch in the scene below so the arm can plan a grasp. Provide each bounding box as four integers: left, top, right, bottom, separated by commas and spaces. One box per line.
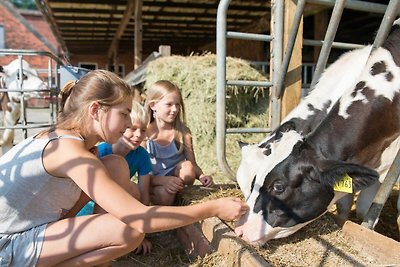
370, 61, 387, 76
352, 81, 366, 97
386, 71, 394, 81
262, 144, 272, 156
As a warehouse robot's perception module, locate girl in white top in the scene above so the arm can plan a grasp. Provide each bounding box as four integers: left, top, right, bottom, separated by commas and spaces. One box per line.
0, 70, 248, 267
144, 80, 214, 205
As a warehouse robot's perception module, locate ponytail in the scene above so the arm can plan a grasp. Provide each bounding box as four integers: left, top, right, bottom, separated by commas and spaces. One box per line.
59, 80, 76, 112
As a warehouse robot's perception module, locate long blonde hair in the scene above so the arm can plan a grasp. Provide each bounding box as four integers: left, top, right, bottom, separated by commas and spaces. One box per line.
56, 69, 132, 136
144, 80, 187, 151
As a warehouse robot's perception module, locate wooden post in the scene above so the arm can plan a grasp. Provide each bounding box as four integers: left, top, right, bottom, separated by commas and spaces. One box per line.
281, 0, 302, 119
314, 10, 329, 62
159, 45, 171, 56
134, 0, 143, 70
113, 41, 119, 75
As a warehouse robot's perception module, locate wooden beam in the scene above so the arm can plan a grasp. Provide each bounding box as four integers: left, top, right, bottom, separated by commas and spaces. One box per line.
107, 0, 135, 59
313, 10, 329, 62
281, 0, 302, 119
134, 0, 143, 69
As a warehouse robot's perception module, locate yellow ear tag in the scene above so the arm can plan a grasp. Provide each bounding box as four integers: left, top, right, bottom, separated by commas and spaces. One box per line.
333, 174, 353, 193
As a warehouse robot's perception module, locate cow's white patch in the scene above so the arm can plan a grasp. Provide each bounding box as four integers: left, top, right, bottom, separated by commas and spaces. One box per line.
235, 207, 326, 244
285, 45, 372, 121
237, 144, 266, 199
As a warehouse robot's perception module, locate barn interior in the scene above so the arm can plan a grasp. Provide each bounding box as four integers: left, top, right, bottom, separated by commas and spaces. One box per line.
35, 0, 390, 69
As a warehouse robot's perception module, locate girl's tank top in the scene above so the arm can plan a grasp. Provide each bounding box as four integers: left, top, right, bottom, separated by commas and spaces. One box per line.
146, 139, 186, 176
0, 134, 82, 235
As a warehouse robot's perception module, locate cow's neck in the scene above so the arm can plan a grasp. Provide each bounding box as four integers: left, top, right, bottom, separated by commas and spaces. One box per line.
308, 93, 400, 168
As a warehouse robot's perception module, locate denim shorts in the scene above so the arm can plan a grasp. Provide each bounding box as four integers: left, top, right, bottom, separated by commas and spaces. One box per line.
0, 224, 46, 267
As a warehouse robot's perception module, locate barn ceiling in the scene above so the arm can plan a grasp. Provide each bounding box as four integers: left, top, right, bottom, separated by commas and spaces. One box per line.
35, 0, 274, 57
35, 0, 389, 58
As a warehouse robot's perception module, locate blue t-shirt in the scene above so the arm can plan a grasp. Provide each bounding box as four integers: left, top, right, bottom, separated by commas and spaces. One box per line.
77, 142, 152, 216
97, 142, 152, 178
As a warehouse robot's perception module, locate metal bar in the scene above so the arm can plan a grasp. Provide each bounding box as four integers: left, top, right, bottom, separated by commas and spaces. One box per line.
226, 31, 273, 42
275, 0, 306, 98
371, 0, 400, 49
216, 0, 236, 179
303, 39, 364, 50
306, 0, 387, 14
0, 89, 56, 93
269, 0, 283, 130
0, 124, 54, 130
227, 128, 271, 134
226, 80, 273, 87
361, 146, 400, 230
310, 0, 346, 90
0, 49, 62, 63
17, 55, 29, 139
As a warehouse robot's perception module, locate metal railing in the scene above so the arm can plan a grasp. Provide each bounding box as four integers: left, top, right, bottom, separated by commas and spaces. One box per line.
216, 0, 400, 234
0, 49, 62, 139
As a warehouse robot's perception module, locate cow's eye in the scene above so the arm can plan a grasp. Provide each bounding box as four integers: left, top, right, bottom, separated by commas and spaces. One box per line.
273, 182, 285, 193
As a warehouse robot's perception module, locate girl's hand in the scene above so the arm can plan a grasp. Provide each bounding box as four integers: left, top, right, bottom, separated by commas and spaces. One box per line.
214, 197, 249, 221
164, 176, 184, 194
199, 174, 214, 187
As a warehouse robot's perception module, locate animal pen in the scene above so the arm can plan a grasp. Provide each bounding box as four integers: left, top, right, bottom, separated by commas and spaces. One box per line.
211, 0, 400, 265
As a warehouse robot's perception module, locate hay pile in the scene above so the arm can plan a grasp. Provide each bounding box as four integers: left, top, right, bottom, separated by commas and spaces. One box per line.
144, 53, 269, 183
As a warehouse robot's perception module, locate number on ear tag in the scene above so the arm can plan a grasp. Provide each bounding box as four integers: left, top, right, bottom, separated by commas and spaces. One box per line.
333, 174, 353, 193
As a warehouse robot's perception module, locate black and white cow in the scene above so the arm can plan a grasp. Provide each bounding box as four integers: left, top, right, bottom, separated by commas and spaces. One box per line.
237, 44, 372, 200
0, 59, 47, 154
235, 19, 400, 245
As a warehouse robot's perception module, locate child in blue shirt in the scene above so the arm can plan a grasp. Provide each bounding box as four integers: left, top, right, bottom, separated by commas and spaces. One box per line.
78, 101, 153, 254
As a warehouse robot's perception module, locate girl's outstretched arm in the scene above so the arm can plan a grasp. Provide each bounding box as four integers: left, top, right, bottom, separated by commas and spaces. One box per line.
48, 139, 247, 234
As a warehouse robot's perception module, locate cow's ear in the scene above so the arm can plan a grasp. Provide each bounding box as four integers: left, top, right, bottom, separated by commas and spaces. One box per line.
318, 160, 379, 191
273, 121, 296, 139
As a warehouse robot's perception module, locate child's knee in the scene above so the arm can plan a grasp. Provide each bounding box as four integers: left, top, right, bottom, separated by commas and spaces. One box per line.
177, 161, 196, 184
151, 187, 175, 205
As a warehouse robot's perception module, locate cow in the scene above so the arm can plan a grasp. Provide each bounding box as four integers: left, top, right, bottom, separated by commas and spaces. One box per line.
237, 44, 372, 200
0, 59, 47, 154
235, 19, 400, 245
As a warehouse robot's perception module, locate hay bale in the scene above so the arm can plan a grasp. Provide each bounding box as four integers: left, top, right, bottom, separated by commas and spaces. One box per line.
144, 53, 269, 182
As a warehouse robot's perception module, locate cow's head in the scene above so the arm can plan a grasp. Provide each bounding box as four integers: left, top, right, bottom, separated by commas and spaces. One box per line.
235, 130, 379, 245
0, 59, 47, 102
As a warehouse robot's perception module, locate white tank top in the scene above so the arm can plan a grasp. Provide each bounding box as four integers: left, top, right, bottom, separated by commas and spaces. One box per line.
0, 134, 82, 235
